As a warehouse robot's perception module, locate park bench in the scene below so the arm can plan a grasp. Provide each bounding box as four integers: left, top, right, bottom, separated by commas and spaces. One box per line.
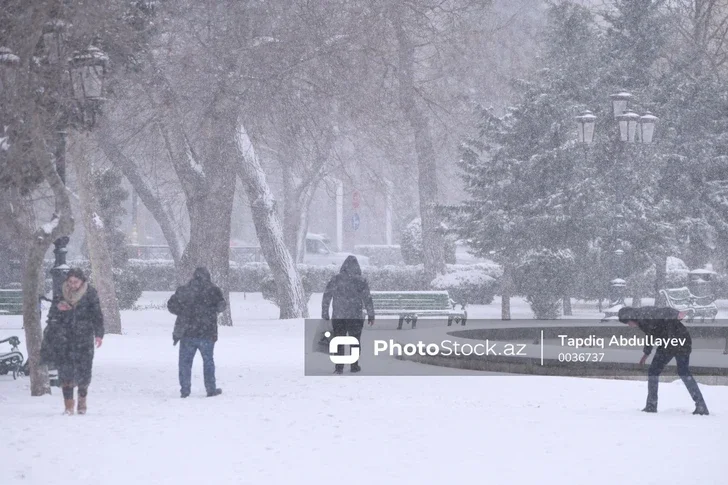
658, 287, 718, 323
370, 291, 467, 329
0, 287, 23, 315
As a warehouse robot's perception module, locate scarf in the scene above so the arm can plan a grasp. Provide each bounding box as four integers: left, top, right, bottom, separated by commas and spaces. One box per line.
62, 280, 88, 307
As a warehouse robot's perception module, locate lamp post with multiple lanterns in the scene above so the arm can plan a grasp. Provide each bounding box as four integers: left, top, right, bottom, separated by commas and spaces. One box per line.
576, 92, 659, 318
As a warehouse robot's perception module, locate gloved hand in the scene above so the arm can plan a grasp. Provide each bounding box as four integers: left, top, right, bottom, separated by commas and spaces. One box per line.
173, 337, 179, 346
368, 316, 375, 326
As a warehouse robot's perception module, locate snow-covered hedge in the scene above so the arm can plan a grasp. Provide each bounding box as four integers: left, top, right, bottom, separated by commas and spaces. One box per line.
353, 245, 403, 266
105, 260, 503, 296
430, 267, 497, 305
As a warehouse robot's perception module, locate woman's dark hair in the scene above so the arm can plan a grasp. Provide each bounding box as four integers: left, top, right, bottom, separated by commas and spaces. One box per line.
65, 268, 87, 282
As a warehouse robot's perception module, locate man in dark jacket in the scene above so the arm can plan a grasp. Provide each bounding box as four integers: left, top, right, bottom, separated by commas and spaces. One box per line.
168, 267, 225, 398
618, 306, 709, 415
322, 256, 375, 374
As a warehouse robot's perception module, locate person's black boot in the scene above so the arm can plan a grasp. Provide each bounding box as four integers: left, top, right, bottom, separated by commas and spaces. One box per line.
350, 363, 361, 373
207, 388, 222, 397
642, 403, 657, 413
693, 402, 709, 415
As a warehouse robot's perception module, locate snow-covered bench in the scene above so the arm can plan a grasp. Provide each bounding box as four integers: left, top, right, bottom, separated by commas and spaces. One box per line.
659, 287, 718, 323
370, 291, 467, 329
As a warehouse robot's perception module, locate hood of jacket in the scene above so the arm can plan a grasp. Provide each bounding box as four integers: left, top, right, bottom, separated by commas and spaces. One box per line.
339, 255, 362, 277
190, 267, 213, 288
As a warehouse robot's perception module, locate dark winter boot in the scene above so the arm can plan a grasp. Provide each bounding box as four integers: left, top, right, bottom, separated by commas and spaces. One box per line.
64, 399, 75, 415
693, 402, 709, 415
642, 403, 657, 413
350, 363, 361, 373
207, 388, 222, 397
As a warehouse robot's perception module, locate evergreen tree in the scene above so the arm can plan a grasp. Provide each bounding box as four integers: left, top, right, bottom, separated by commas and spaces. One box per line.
95, 167, 130, 267
81, 166, 141, 309
443, 2, 605, 313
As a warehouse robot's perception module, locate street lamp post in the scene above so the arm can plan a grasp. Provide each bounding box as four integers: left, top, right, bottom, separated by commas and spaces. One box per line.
576, 92, 659, 320
42, 20, 108, 302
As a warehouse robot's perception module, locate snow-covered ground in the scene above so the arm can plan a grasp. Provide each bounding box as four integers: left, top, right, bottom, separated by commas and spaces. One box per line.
2, 293, 726, 485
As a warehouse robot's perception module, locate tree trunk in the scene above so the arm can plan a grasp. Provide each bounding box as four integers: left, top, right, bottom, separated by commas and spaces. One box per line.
176, 117, 238, 327
501, 263, 514, 320
282, 166, 303, 262
234, 121, 308, 319
22, 115, 74, 395
95, 130, 185, 268
280, 139, 328, 265
179, 186, 236, 326
283, 180, 319, 265
74, 134, 122, 334
654, 254, 667, 304
23, 239, 51, 396
562, 296, 572, 316
392, 8, 446, 283
296, 183, 318, 262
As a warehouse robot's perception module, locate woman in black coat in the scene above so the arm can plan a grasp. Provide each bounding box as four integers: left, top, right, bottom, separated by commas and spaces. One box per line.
43, 268, 104, 415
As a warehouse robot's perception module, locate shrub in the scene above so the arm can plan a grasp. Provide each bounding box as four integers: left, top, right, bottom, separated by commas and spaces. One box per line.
711, 272, 728, 299
400, 217, 456, 265
354, 245, 403, 266
113, 267, 143, 310
515, 249, 577, 319
626, 256, 690, 298
261, 273, 314, 308
401, 218, 423, 265
126, 259, 179, 290
431, 267, 497, 305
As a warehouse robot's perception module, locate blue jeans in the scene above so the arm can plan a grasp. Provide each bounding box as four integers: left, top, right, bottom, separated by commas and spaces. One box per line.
178, 338, 216, 395
647, 350, 705, 407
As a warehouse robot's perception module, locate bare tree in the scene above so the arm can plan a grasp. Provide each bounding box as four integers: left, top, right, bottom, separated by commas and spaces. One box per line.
94, 123, 186, 269
236, 124, 308, 318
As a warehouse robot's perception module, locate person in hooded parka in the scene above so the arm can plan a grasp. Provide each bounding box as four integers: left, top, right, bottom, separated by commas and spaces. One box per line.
321, 256, 375, 374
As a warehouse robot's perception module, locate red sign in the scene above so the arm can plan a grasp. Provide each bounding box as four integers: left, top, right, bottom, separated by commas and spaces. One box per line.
352, 190, 360, 209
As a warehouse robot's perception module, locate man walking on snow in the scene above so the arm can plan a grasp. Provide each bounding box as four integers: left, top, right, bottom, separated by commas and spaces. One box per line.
322, 255, 375, 374
618, 306, 709, 415
168, 267, 225, 398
